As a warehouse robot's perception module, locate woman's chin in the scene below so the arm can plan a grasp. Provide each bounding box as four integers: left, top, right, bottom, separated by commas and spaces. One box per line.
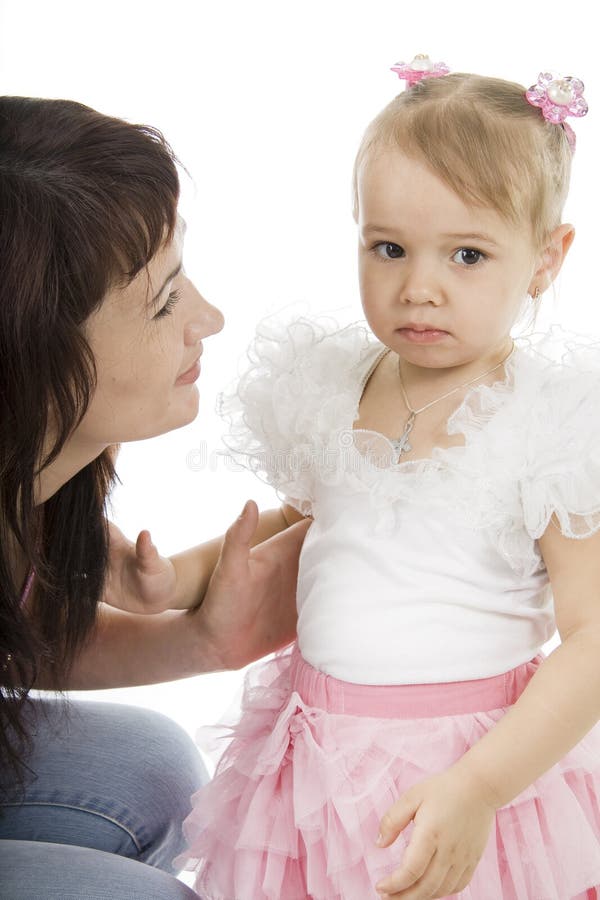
165, 389, 200, 434
124, 392, 201, 442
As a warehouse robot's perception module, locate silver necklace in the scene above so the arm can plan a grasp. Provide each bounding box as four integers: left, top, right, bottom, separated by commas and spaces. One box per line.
391, 341, 516, 462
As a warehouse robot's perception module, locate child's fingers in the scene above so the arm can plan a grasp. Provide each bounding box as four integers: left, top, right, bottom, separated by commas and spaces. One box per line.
108, 520, 131, 550
375, 793, 431, 893
451, 862, 477, 893
438, 862, 471, 896
376, 793, 417, 848
376, 832, 435, 894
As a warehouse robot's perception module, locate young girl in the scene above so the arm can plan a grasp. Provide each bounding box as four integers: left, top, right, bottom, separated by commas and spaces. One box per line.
178, 62, 600, 899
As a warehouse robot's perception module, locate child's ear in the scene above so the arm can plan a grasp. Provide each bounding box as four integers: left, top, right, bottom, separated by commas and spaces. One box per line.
529, 223, 575, 295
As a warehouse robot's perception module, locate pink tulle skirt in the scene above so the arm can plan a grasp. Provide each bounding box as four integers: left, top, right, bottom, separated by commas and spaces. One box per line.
176, 644, 600, 899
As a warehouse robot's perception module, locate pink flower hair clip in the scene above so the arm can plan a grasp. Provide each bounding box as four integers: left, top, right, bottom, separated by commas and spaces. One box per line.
525, 73, 588, 151
390, 54, 450, 88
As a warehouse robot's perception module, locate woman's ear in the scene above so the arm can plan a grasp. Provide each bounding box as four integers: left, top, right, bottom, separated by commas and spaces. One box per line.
529, 223, 575, 295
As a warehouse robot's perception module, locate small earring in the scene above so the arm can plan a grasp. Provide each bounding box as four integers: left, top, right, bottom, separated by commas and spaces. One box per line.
532, 287, 541, 301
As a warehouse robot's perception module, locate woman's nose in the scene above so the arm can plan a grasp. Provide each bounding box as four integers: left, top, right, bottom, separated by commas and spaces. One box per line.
185, 292, 225, 346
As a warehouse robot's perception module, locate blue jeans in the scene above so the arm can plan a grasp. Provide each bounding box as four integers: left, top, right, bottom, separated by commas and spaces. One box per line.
0, 697, 208, 899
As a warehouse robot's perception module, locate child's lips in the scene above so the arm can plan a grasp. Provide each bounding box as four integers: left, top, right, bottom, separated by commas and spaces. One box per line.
397, 327, 449, 343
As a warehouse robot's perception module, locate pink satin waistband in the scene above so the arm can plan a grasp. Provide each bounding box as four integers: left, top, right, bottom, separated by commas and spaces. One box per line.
288, 646, 545, 718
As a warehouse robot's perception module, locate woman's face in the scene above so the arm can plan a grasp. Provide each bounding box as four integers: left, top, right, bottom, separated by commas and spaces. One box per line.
80, 217, 224, 444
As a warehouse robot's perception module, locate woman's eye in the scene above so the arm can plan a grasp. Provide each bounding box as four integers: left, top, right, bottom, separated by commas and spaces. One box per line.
373, 242, 404, 260
154, 289, 182, 320
453, 248, 485, 266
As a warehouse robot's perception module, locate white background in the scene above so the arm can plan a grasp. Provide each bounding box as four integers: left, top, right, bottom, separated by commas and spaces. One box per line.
1, 1, 598, 743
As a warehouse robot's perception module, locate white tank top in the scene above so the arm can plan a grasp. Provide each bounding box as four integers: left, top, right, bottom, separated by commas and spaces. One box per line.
219, 316, 600, 685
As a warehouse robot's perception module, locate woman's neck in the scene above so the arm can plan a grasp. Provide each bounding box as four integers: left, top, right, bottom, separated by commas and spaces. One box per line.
36, 434, 109, 505
3, 436, 108, 589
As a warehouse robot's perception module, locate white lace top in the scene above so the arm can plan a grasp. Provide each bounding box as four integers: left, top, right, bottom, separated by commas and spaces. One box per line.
219, 317, 600, 683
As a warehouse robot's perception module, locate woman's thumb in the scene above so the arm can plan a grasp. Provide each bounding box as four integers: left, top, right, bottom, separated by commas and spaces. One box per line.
221, 500, 259, 559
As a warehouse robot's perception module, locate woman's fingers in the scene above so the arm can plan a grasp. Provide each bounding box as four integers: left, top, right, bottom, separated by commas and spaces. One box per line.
217, 500, 259, 579
251, 516, 312, 572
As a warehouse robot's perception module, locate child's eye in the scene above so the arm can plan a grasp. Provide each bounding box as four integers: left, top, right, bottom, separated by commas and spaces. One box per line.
373, 242, 404, 260
154, 289, 182, 320
452, 248, 486, 266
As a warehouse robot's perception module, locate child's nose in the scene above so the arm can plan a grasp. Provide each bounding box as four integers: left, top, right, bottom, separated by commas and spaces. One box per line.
402, 258, 440, 305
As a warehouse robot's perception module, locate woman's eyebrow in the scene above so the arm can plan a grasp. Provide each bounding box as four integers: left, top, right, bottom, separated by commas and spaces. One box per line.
149, 262, 183, 305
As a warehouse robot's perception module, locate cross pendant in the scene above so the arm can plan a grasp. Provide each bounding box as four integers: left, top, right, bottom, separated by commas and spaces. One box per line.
390, 413, 416, 463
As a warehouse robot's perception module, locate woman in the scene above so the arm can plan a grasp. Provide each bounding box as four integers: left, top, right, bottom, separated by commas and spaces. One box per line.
0, 95, 309, 899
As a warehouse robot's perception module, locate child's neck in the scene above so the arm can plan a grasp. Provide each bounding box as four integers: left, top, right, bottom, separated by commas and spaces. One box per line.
397, 339, 514, 404
355, 339, 515, 466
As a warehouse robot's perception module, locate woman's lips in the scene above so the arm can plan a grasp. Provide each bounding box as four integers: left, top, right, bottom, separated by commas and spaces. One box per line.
175, 358, 201, 385
397, 328, 448, 344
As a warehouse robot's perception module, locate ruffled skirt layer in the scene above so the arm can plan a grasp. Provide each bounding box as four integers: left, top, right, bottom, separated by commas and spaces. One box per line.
176, 645, 600, 899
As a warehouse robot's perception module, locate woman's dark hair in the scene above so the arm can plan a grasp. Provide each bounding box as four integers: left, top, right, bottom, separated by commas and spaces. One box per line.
0, 96, 180, 791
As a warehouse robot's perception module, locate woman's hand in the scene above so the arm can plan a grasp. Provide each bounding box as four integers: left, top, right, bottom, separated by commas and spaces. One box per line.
104, 521, 178, 614
43, 504, 310, 690
191, 500, 311, 669
374, 766, 497, 898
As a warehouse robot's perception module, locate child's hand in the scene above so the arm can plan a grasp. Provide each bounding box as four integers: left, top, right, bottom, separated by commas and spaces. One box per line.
374, 766, 497, 898
104, 521, 177, 614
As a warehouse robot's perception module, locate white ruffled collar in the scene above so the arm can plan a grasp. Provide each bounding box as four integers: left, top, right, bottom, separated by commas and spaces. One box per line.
220, 316, 600, 577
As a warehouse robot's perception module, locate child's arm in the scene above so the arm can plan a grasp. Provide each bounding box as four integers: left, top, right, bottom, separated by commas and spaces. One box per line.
449, 519, 600, 806
104, 503, 305, 614
170, 503, 305, 610
374, 520, 600, 897
33, 503, 311, 689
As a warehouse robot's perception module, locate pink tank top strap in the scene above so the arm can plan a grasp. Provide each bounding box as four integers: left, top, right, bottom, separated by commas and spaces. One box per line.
21, 568, 35, 605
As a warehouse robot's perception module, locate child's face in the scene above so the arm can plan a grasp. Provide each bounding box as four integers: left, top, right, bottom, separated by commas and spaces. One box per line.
356, 148, 540, 370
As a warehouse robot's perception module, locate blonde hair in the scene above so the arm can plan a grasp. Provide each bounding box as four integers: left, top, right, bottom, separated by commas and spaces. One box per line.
353, 73, 573, 249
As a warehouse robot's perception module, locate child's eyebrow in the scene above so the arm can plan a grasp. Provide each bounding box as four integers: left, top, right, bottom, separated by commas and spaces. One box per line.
442, 231, 499, 246
361, 224, 394, 236
361, 225, 499, 247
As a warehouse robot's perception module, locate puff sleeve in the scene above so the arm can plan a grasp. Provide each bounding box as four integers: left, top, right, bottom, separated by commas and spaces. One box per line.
217, 315, 374, 515
519, 364, 600, 543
